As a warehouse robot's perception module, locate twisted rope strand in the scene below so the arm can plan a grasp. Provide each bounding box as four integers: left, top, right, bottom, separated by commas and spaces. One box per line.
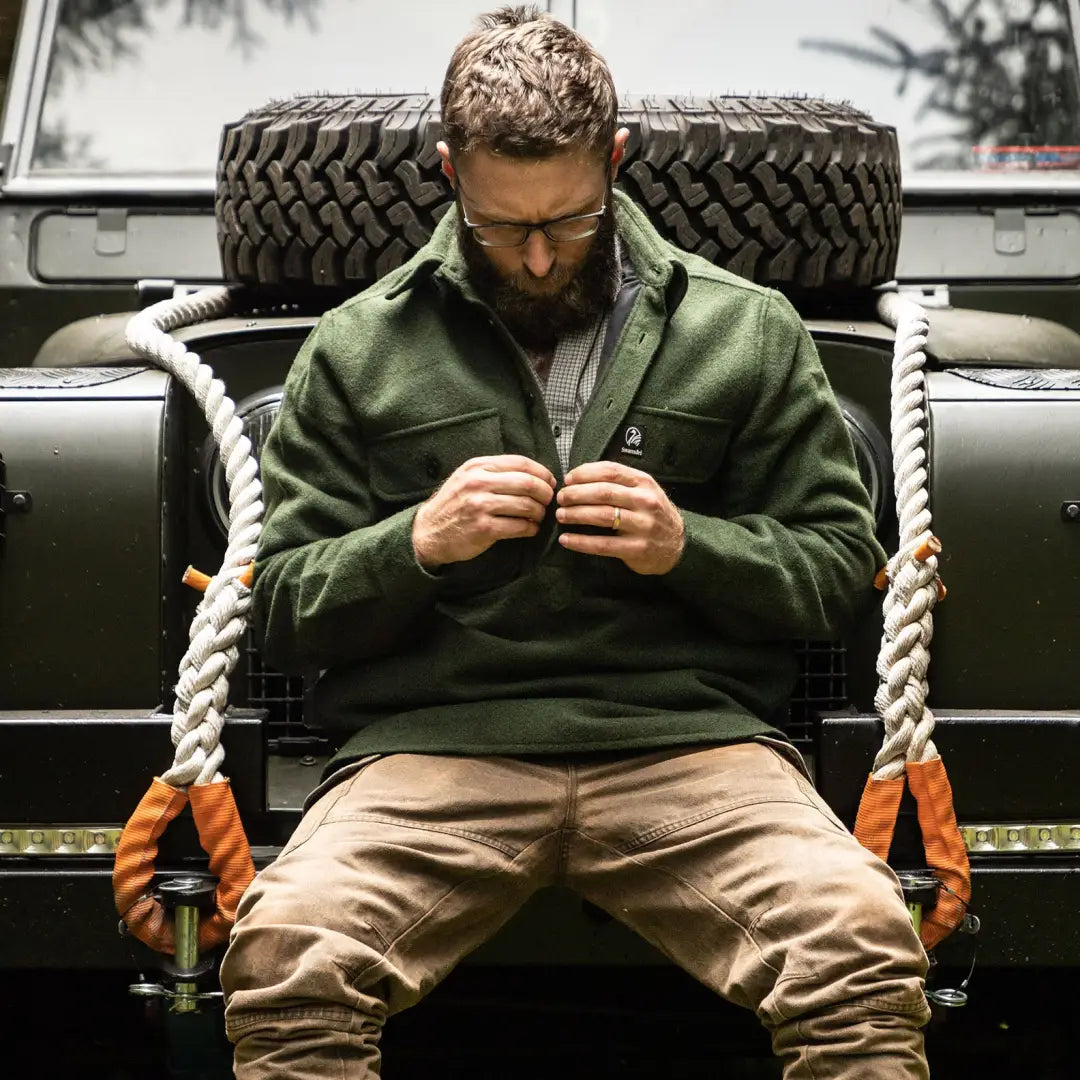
872, 293, 942, 780
125, 287, 262, 786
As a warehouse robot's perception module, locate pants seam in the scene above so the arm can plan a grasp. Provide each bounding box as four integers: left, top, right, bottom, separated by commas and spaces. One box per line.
556, 760, 577, 880
344, 828, 562, 988
619, 795, 824, 852
572, 827, 783, 984
319, 813, 523, 858
226, 1004, 355, 1033
279, 768, 372, 859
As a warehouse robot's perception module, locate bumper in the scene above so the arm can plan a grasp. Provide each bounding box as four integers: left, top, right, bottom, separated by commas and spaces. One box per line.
1, 710, 1077, 969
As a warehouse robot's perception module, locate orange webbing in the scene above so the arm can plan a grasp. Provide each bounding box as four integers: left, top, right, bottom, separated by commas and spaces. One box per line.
853, 774, 905, 862
188, 781, 256, 950
113, 778, 256, 955
113, 778, 189, 953
906, 757, 972, 949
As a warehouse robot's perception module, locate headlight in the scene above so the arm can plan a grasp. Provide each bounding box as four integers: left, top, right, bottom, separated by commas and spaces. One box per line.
204, 387, 283, 537
839, 400, 891, 532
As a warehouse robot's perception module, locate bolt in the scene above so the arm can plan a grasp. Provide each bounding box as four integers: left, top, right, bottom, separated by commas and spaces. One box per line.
12, 493, 27, 508
300, 754, 317, 767
1067, 503, 1080, 520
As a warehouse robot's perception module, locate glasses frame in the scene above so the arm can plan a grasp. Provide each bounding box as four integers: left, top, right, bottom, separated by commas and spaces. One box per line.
454, 176, 608, 248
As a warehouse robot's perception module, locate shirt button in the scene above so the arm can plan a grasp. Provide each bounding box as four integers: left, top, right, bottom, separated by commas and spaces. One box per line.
553, 425, 562, 438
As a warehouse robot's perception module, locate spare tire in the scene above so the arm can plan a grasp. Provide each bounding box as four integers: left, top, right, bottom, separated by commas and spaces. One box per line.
216, 94, 900, 294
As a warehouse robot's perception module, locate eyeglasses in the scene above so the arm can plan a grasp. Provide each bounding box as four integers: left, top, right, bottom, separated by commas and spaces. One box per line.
455, 177, 607, 247
460, 204, 607, 247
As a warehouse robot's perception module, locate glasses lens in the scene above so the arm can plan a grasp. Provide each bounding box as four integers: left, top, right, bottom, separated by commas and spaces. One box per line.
472, 225, 529, 247
546, 217, 601, 242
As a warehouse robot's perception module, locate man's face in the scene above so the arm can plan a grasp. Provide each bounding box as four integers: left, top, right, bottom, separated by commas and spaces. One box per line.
448, 146, 620, 349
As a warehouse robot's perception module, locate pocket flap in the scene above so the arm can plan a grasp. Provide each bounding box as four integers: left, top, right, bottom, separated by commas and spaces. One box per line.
609, 406, 733, 484
369, 409, 503, 501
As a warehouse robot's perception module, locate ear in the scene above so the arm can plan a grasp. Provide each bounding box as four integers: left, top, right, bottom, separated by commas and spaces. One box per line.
437, 141, 455, 187
610, 127, 630, 175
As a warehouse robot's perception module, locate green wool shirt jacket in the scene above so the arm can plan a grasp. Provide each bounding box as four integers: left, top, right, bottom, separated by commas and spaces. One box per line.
253, 191, 886, 764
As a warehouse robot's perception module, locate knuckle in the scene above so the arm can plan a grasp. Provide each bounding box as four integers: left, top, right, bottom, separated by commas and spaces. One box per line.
464, 491, 489, 514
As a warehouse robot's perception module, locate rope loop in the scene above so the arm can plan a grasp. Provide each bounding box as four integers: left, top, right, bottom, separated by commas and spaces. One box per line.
125, 287, 261, 785
854, 293, 972, 950
871, 293, 943, 780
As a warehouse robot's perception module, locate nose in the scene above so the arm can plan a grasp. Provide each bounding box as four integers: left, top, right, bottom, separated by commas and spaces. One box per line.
521, 229, 556, 278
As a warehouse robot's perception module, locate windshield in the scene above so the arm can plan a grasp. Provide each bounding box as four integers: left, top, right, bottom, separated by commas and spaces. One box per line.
21, 0, 1080, 188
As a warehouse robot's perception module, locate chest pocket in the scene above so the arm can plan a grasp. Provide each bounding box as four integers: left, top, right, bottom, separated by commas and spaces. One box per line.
368, 409, 503, 502
607, 406, 733, 486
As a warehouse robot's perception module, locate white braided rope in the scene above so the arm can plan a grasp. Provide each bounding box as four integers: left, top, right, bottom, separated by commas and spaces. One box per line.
125, 287, 262, 786
872, 292, 941, 780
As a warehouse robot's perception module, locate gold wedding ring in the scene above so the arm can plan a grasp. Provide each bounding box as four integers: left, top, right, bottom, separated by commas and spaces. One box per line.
611, 506, 621, 532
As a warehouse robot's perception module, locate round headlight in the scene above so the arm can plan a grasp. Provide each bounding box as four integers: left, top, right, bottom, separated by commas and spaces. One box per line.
839, 401, 891, 532
204, 387, 283, 537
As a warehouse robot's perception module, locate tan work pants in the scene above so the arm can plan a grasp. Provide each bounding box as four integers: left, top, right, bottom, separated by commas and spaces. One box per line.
221, 743, 931, 1078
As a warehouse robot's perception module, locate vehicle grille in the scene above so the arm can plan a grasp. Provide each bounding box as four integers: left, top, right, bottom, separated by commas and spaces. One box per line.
244, 634, 847, 754
243, 635, 319, 754
786, 640, 848, 750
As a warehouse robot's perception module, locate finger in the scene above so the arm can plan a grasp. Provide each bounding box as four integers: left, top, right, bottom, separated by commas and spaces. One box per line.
486, 494, 550, 522
557, 481, 639, 508
556, 504, 633, 531
487, 516, 541, 541
563, 461, 649, 488
473, 455, 557, 487
558, 531, 637, 558
474, 469, 556, 505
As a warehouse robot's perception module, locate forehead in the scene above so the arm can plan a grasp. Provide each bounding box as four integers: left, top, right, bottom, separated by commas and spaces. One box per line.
454, 147, 607, 221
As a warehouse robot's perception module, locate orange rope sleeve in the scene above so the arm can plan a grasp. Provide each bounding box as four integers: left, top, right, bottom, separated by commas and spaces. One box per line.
112, 778, 189, 954
913, 536, 942, 562
183, 563, 254, 593
182, 566, 213, 592
906, 757, 972, 949
188, 781, 257, 950
853, 774, 906, 862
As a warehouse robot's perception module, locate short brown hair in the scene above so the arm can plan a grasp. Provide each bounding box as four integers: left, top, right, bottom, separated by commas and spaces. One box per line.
440, 5, 618, 160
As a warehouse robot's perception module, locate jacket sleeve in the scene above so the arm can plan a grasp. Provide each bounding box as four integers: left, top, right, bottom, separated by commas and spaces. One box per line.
664, 290, 887, 641
251, 310, 439, 673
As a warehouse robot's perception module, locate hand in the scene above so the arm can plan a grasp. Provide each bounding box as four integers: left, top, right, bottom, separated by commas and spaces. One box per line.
556, 461, 686, 575
412, 455, 556, 569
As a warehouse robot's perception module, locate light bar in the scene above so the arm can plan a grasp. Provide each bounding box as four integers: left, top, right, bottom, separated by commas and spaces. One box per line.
0, 826, 122, 856
962, 824, 1080, 854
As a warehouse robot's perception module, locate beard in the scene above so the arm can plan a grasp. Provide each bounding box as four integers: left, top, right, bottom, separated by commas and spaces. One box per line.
459, 189, 620, 353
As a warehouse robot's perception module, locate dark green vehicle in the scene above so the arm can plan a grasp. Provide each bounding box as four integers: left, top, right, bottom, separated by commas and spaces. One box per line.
2, 0, 1080, 1074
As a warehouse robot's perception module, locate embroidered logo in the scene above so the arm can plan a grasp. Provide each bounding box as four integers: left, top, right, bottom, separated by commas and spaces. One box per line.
620, 425, 645, 458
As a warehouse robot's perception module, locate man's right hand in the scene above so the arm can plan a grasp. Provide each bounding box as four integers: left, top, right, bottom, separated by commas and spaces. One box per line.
412, 455, 556, 569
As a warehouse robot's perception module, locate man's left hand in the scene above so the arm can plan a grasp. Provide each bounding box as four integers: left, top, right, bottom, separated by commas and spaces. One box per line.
556, 462, 686, 575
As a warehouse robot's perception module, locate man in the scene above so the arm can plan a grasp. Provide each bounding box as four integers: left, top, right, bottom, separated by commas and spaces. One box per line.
221, 7, 931, 1077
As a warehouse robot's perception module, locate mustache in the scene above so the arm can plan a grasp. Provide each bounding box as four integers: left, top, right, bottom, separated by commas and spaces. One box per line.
501, 261, 577, 292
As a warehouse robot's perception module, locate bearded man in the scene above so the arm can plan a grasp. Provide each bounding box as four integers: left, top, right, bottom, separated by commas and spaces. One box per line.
220, 7, 931, 1077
